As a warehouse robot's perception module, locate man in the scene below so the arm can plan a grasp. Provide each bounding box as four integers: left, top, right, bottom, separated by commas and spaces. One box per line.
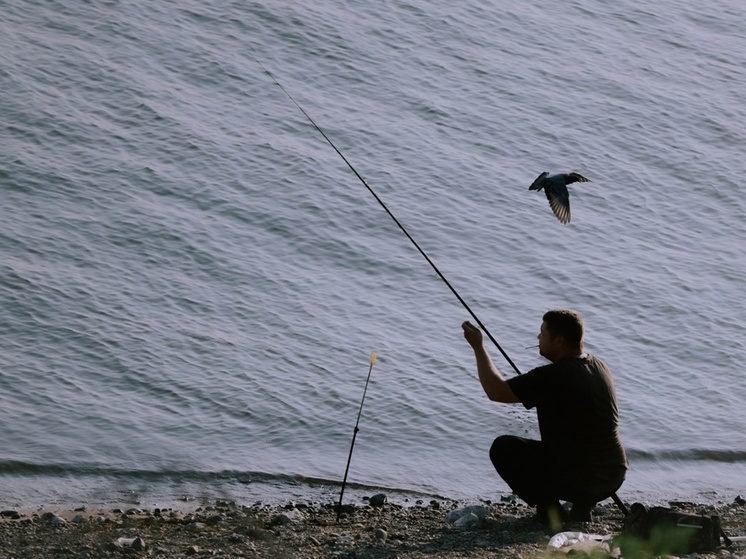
462, 308, 627, 527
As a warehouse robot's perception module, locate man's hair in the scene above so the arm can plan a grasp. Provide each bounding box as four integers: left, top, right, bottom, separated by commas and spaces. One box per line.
542, 308, 584, 348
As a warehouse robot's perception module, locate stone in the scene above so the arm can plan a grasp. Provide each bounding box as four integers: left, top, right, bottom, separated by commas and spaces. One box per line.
593, 504, 609, 516
335, 535, 355, 546
114, 536, 147, 551
369, 493, 387, 507
271, 508, 304, 525
336, 504, 355, 516
445, 505, 490, 529
455, 512, 481, 529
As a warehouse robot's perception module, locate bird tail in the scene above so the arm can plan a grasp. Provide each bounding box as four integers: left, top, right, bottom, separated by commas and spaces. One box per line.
528, 171, 548, 190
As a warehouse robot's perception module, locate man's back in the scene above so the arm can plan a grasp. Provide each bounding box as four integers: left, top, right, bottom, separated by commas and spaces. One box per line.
508, 355, 627, 473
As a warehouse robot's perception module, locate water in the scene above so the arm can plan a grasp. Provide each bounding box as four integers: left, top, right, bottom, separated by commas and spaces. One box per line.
1, 0, 745, 510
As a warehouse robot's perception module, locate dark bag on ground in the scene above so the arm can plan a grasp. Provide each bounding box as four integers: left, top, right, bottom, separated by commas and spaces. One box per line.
620, 502, 723, 556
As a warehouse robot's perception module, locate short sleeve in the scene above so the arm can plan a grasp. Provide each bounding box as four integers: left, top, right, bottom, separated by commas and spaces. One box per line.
507, 364, 556, 409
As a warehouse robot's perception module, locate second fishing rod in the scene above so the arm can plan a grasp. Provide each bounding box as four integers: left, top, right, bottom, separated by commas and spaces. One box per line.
251, 54, 523, 377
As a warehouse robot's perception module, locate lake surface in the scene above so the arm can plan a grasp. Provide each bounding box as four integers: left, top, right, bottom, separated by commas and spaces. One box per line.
1, 0, 745, 510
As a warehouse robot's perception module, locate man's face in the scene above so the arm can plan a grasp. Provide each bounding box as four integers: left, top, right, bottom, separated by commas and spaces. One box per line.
537, 321, 560, 361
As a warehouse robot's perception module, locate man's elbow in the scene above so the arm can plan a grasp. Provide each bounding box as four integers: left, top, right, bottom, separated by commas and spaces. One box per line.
488, 384, 519, 403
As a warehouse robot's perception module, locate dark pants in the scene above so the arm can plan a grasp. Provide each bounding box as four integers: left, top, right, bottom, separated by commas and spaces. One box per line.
490, 435, 625, 508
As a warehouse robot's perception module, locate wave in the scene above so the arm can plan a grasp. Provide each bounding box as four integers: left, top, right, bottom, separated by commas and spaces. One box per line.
627, 448, 746, 463
0, 461, 447, 500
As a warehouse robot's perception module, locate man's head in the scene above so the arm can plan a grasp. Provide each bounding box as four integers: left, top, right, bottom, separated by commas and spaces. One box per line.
537, 308, 584, 361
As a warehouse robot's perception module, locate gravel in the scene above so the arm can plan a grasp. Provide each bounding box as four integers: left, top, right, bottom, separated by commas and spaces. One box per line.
1, 496, 744, 558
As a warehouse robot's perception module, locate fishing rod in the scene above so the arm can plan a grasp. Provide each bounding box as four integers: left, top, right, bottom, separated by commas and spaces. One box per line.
336, 352, 377, 521
249, 56, 637, 520
250, 54, 521, 376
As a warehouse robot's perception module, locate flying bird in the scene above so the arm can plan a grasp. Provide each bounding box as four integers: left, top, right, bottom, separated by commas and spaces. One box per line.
529, 171, 591, 224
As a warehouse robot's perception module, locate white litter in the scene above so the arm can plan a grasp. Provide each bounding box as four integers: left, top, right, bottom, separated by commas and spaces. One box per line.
547, 531, 613, 554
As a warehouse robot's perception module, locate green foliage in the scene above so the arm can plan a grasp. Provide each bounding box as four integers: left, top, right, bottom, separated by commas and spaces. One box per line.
616, 522, 697, 558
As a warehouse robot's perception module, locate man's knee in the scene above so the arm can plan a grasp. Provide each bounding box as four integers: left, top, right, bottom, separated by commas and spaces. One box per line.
489, 435, 522, 470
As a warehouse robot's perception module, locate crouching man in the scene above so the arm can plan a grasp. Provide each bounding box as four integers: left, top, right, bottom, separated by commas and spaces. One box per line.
462, 309, 627, 527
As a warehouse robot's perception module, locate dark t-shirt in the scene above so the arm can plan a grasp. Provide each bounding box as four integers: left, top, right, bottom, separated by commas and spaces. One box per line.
507, 354, 628, 475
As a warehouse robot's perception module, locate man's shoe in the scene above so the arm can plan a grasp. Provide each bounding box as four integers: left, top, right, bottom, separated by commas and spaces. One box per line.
535, 502, 568, 529
568, 502, 593, 522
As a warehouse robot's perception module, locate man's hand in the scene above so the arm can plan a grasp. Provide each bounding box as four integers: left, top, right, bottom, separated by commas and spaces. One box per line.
462, 320, 484, 349
462, 320, 519, 403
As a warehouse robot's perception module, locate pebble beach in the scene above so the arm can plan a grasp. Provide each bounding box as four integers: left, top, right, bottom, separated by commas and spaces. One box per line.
2, 495, 745, 558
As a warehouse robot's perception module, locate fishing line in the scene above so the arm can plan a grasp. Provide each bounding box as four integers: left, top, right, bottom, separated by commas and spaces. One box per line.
250, 54, 521, 376
250, 56, 636, 518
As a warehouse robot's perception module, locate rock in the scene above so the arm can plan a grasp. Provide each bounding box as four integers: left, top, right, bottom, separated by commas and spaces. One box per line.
445, 505, 492, 529
131, 537, 147, 552
445, 505, 490, 526
114, 536, 147, 551
335, 504, 355, 516
455, 512, 481, 529
216, 500, 237, 510
335, 535, 355, 546
735, 495, 746, 506
369, 493, 387, 507
72, 514, 87, 524
186, 545, 200, 555
593, 504, 609, 516
271, 508, 304, 525
375, 528, 388, 542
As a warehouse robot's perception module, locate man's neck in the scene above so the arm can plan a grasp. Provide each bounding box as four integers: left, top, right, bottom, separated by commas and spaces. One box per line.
552, 347, 586, 362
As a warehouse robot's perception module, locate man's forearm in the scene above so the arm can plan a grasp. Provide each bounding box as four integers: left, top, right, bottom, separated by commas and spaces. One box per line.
473, 346, 518, 403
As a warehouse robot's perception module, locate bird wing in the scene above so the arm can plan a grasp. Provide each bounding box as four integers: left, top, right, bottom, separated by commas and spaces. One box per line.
545, 184, 571, 224
566, 172, 590, 184
528, 171, 549, 190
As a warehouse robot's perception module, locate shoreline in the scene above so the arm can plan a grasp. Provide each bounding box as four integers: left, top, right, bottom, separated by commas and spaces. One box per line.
1, 494, 744, 558
3, 466, 743, 515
